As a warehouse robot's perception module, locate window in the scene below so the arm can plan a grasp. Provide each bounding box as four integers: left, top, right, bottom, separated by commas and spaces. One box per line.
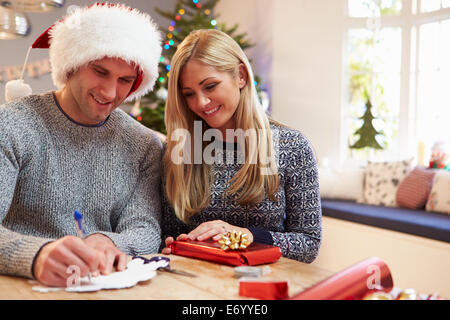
417, 0, 450, 12
343, 0, 450, 165
414, 19, 450, 162
348, 0, 402, 16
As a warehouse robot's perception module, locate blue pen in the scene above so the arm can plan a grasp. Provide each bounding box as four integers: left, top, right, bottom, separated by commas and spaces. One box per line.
74, 210, 87, 238
73, 210, 92, 282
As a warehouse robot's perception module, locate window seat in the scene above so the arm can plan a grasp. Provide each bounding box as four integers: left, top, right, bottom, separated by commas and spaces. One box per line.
321, 199, 450, 243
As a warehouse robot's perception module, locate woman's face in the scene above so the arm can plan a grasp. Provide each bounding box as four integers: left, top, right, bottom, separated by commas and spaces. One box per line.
179, 59, 246, 136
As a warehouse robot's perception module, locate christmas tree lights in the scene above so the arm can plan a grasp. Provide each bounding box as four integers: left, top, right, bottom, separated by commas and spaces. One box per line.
129, 0, 263, 134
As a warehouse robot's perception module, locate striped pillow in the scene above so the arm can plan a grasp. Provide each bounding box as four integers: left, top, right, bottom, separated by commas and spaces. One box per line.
396, 166, 436, 209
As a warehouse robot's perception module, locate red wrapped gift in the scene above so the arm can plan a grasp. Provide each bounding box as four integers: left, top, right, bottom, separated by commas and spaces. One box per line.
169, 239, 282, 266
239, 280, 289, 300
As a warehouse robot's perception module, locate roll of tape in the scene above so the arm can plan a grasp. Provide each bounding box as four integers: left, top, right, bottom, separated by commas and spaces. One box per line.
234, 266, 262, 278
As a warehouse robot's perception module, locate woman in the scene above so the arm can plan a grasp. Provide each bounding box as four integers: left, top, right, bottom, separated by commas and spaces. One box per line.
160, 29, 321, 263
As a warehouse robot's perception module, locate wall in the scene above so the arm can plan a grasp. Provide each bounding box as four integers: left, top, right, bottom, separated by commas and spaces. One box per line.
216, 0, 346, 165
0, 0, 177, 105
216, 0, 274, 106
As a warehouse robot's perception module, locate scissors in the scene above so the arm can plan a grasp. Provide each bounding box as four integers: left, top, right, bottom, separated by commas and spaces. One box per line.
132, 256, 197, 278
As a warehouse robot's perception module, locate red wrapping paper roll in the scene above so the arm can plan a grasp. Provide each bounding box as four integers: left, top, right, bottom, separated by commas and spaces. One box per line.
290, 257, 393, 300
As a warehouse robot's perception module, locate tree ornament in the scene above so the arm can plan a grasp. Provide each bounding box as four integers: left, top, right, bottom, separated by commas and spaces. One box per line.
350, 97, 384, 150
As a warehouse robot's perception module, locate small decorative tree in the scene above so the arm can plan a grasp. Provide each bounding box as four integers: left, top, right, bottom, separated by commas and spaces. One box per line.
350, 95, 384, 150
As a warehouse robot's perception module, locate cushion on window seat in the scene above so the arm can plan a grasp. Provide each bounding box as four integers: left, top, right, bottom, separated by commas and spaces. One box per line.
321, 199, 450, 243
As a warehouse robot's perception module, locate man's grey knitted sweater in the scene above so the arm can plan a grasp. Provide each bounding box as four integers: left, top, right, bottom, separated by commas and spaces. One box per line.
0, 92, 162, 279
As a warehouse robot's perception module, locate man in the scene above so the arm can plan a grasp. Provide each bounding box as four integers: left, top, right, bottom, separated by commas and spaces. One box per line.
0, 3, 163, 287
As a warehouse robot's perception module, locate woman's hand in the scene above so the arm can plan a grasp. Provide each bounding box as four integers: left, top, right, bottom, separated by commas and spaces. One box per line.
187, 220, 254, 243
161, 235, 188, 255
161, 220, 254, 255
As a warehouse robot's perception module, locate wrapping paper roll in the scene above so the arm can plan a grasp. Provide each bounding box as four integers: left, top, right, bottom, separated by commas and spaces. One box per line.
290, 257, 393, 300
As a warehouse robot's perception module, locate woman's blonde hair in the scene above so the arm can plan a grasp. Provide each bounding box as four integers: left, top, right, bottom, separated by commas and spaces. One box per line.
164, 29, 279, 223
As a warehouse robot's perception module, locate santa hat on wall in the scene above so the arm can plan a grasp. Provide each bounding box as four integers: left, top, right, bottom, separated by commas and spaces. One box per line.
5, 2, 162, 103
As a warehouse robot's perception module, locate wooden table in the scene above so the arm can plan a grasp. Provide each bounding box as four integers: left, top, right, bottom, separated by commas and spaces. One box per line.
0, 254, 335, 300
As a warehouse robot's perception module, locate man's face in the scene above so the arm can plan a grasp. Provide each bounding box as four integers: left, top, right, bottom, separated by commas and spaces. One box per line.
63, 57, 138, 125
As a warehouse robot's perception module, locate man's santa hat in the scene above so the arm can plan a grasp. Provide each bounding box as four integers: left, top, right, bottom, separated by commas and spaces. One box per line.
5, 3, 162, 102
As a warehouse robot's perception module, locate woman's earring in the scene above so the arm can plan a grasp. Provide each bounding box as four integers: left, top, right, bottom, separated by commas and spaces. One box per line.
239, 78, 246, 89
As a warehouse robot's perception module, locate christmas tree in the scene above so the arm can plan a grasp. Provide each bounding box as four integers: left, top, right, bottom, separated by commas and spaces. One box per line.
129, 0, 262, 134
350, 97, 384, 150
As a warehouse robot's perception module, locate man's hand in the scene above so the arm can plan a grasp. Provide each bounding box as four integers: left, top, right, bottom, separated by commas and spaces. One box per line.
85, 233, 127, 275
33, 234, 127, 287
33, 236, 101, 287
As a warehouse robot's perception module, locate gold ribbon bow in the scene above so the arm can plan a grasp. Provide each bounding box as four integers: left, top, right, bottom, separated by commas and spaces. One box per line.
218, 230, 251, 250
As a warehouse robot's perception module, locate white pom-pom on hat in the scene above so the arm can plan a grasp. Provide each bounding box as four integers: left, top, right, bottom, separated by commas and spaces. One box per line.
5, 46, 33, 103
5, 79, 32, 102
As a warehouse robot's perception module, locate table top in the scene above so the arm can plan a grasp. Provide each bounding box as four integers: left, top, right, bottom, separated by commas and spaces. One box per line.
0, 254, 335, 300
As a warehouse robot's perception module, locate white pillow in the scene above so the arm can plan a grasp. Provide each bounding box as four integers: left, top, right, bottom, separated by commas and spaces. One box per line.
319, 167, 365, 201
360, 159, 413, 207
426, 171, 450, 214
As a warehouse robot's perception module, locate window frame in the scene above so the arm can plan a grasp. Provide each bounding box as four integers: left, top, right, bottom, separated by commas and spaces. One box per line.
341, 0, 450, 166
